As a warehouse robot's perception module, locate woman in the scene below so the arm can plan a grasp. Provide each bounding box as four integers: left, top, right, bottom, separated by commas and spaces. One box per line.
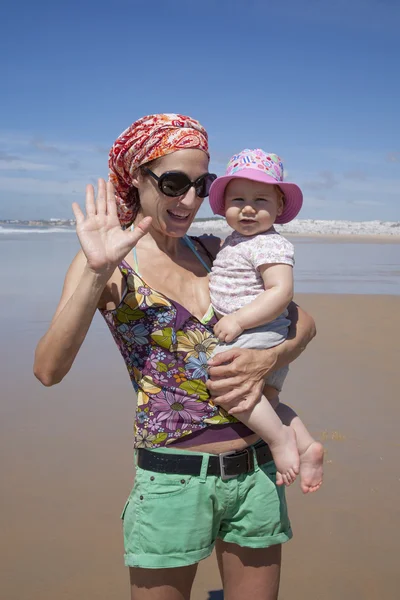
34, 114, 316, 600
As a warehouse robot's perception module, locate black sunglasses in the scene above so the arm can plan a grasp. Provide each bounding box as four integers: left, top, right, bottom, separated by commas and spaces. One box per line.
143, 167, 217, 198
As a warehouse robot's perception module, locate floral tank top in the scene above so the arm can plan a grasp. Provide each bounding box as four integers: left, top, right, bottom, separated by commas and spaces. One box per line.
99, 248, 238, 449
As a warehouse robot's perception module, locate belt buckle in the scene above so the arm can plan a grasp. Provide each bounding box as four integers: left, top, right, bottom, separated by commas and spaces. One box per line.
219, 451, 237, 481
218, 448, 254, 481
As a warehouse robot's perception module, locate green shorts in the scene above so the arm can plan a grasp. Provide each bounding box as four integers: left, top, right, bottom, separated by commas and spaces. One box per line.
121, 444, 292, 569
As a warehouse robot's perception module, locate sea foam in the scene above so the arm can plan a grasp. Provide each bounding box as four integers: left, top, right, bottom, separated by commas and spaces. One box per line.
189, 219, 400, 237
1, 219, 399, 237
0, 226, 75, 234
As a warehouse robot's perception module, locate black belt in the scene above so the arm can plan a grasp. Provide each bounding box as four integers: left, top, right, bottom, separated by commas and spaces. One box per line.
137, 441, 273, 481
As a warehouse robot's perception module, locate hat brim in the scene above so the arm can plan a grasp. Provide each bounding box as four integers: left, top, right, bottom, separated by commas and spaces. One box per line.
208, 169, 303, 225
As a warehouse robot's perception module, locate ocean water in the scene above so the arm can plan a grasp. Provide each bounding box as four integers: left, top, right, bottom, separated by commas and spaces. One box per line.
290, 236, 400, 295
0, 228, 399, 312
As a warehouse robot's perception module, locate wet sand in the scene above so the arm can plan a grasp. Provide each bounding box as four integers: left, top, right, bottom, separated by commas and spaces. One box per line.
1, 294, 399, 599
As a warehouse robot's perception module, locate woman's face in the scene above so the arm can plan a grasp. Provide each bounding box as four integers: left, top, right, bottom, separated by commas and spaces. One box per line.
133, 149, 210, 237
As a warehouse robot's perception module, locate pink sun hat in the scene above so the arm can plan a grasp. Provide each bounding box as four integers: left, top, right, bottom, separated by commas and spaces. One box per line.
209, 148, 303, 224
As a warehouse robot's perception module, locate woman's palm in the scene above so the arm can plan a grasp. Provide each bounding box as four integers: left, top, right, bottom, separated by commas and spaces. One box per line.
72, 179, 151, 274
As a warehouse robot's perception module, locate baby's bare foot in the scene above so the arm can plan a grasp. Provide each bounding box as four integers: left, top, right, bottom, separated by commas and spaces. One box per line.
299, 441, 324, 493
269, 426, 300, 487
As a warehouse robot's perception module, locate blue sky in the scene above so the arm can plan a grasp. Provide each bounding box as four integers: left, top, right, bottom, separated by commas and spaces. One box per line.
1, 0, 399, 221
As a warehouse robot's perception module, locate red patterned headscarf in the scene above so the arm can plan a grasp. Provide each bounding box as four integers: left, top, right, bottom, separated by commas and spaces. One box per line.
109, 113, 210, 226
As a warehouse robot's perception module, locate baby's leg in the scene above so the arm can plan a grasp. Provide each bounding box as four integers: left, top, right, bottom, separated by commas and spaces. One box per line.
210, 332, 298, 484
237, 396, 299, 486
275, 402, 324, 493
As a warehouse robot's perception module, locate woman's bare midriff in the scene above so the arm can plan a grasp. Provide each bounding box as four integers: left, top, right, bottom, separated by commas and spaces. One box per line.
179, 433, 260, 455
178, 387, 279, 454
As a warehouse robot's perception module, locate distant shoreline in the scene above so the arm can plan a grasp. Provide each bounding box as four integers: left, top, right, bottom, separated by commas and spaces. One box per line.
1, 218, 400, 241
0, 219, 75, 227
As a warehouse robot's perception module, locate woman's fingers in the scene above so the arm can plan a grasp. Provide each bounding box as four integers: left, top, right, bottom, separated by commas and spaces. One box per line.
106, 181, 118, 218
82, 180, 118, 222
96, 178, 107, 215
212, 377, 263, 413
212, 388, 243, 410
229, 396, 257, 414
229, 382, 263, 413
125, 216, 152, 248
135, 216, 152, 235
208, 348, 238, 367
208, 361, 238, 380
85, 184, 96, 217
72, 202, 85, 225
207, 375, 241, 394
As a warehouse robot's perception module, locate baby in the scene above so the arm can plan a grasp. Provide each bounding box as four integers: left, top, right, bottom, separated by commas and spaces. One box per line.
209, 149, 323, 492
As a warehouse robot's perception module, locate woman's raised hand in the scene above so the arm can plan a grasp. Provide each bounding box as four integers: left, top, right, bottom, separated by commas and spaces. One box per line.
72, 179, 151, 276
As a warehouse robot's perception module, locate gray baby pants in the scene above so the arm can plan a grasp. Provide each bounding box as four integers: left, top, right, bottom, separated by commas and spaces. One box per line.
212, 312, 290, 391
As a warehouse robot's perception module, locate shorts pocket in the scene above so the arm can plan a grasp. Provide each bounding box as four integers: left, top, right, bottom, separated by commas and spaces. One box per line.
258, 461, 291, 535
120, 498, 130, 520
260, 460, 278, 482
135, 467, 193, 499
138, 471, 214, 557
259, 461, 281, 494
121, 486, 143, 557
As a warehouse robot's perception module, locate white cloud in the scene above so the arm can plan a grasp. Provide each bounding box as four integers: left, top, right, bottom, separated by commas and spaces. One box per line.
0, 160, 55, 172
343, 170, 368, 181
339, 177, 400, 195
0, 131, 109, 156
0, 130, 109, 205
349, 199, 383, 207
302, 170, 339, 192
386, 152, 400, 164
0, 175, 88, 196
302, 195, 330, 208
31, 137, 68, 156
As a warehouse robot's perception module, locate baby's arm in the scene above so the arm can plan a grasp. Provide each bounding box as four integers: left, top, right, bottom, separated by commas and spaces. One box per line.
214, 263, 293, 343
238, 263, 294, 328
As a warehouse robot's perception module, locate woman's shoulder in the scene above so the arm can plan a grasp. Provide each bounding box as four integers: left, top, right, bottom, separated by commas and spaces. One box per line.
191, 234, 222, 260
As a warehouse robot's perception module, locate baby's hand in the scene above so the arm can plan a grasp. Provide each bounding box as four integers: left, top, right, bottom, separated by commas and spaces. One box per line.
214, 314, 244, 343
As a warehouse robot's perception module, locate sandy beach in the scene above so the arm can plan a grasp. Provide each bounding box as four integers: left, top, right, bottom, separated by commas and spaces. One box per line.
1, 291, 399, 599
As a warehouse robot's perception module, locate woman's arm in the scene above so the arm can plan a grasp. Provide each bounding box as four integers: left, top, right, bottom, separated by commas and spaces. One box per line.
34, 253, 110, 386
272, 301, 316, 369
207, 301, 316, 413
33, 179, 151, 386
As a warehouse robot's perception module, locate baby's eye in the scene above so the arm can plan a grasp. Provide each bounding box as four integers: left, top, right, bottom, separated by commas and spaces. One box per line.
255, 198, 268, 203
230, 197, 244, 203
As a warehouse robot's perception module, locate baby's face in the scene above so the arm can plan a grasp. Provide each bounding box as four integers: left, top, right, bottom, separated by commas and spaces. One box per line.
224, 179, 283, 236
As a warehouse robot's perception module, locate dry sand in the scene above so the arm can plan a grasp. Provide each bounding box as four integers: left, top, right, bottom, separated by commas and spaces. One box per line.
1, 294, 399, 599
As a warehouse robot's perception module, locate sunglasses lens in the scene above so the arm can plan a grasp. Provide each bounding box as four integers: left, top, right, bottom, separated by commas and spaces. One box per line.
158, 171, 218, 198
160, 173, 191, 197
196, 173, 217, 198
